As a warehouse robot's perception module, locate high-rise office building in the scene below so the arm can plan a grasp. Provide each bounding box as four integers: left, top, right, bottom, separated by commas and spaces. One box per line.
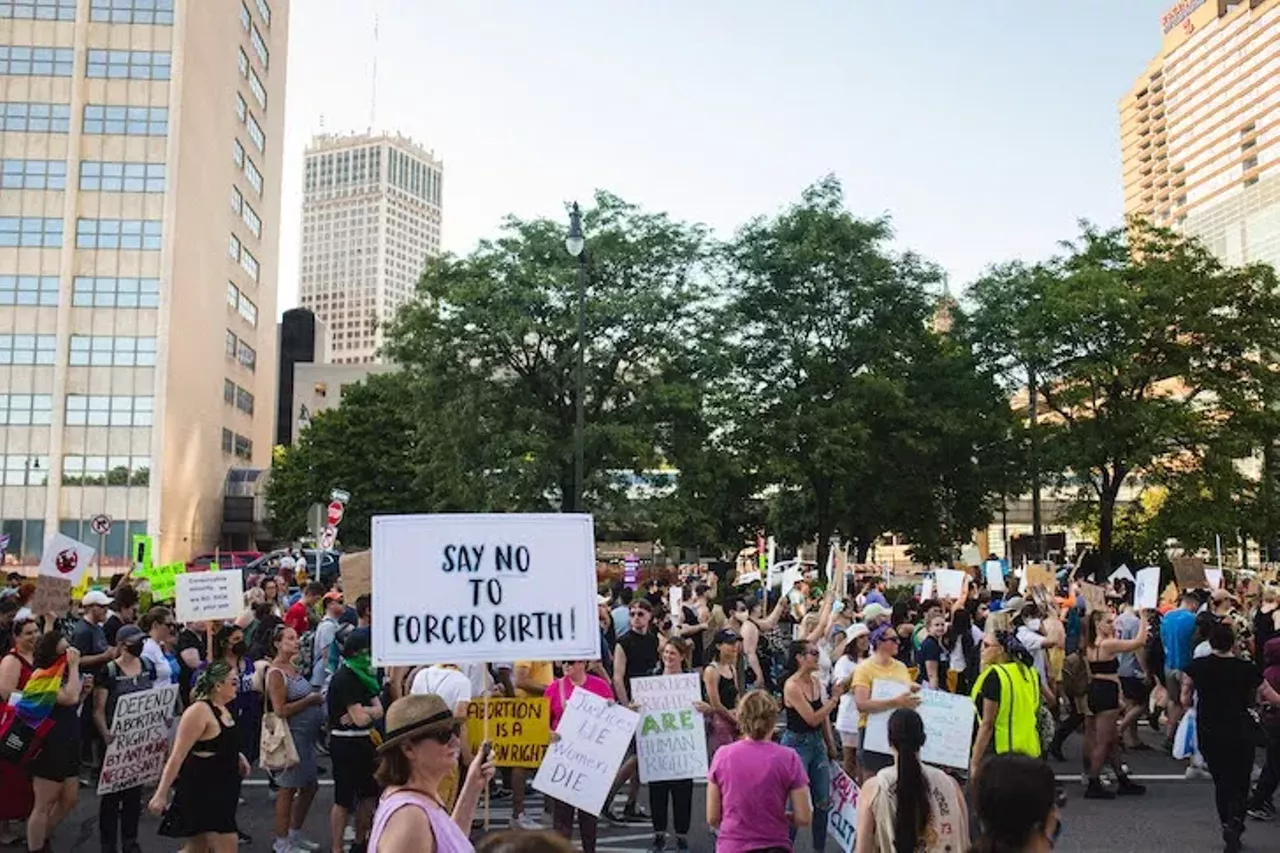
1121, 0, 1280, 267
0, 0, 289, 566
298, 131, 443, 364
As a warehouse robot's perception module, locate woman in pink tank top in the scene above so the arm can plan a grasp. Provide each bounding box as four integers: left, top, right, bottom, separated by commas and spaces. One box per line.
369, 694, 496, 853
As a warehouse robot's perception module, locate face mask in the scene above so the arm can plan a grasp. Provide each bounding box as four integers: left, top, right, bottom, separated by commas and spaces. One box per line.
125, 641, 144, 657
231, 641, 248, 656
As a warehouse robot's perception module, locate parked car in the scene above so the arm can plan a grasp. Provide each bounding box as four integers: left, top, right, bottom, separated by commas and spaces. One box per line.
186, 551, 262, 572
245, 548, 340, 588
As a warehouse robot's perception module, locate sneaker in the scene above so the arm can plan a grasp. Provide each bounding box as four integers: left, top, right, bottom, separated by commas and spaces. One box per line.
603, 809, 626, 826
1083, 778, 1115, 800
675, 836, 689, 852
1223, 822, 1243, 853
1186, 766, 1212, 781
1246, 803, 1276, 822
622, 805, 650, 823
509, 814, 541, 831
1116, 778, 1146, 796
649, 833, 666, 853
289, 835, 321, 852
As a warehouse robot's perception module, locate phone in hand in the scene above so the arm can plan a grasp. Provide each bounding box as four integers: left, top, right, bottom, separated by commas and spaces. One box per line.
480, 742, 492, 763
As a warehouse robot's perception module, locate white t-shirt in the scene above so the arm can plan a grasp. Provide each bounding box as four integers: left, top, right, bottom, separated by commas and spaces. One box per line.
832, 655, 860, 735
410, 666, 474, 714
1016, 625, 1049, 683
141, 637, 174, 687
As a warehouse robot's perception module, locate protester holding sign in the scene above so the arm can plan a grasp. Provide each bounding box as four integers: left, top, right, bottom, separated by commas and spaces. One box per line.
92, 624, 156, 853
150, 662, 250, 851
545, 659, 614, 853
23, 634, 84, 853
706, 690, 811, 853
369, 694, 496, 853
1081, 610, 1148, 799
852, 626, 920, 781
779, 638, 847, 852
854, 709, 969, 853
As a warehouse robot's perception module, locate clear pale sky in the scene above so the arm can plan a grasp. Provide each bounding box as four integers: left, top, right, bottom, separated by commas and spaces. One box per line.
276, 0, 1174, 311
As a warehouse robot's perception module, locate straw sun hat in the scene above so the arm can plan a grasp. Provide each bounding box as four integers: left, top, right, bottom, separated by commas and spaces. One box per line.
377, 693, 462, 753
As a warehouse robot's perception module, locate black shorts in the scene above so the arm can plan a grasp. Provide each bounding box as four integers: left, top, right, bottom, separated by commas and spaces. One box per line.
1120, 676, 1150, 704
1088, 680, 1121, 714
27, 733, 80, 782
329, 735, 379, 810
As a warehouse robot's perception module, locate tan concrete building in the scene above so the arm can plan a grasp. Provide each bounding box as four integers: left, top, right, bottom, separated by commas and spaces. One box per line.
1121, 0, 1280, 267
298, 131, 442, 364
290, 360, 398, 443
0, 0, 289, 567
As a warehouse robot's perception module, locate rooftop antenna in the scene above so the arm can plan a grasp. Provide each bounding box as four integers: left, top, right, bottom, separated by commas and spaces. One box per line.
369, 2, 379, 131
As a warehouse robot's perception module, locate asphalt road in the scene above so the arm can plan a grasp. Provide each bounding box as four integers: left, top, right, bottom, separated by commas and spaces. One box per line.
39, 727, 1280, 852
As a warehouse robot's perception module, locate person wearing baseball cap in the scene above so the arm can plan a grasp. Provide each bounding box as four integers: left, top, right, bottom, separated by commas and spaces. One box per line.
704, 629, 744, 756
92, 622, 155, 853
861, 602, 889, 628
73, 588, 117, 781
369, 694, 495, 853
311, 590, 346, 687
850, 625, 921, 780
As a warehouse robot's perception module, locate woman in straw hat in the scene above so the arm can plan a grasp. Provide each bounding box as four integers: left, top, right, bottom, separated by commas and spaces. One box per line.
368, 693, 496, 853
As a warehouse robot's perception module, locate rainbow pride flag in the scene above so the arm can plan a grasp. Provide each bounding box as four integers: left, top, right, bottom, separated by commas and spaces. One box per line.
13, 657, 66, 726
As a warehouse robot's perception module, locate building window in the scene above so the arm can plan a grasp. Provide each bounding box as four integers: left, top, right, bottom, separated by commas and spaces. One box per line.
0, 275, 58, 306
0, 46, 74, 76
76, 219, 163, 250
221, 427, 234, 454
72, 277, 160, 307
236, 339, 256, 371
246, 113, 264, 152
1243, 155, 1259, 171
242, 202, 261, 238
1, 159, 66, 190
235, 386, 254, 414
89, 0, 173, 24
254, 0, 270, 26
62, 455, 149, 486
234, 433, 252, 459
230, 186, 243, 214
68, 335, 157, 367
0, 455, 48, 486
237, 47, 249, 78
225, 329, 237, 359
85, 49, 171, 80
223, 378, 235, 404
83, 105, 168, 136
239, 1, 249, 31
233, 139, 244, 167
226, 281, 239, 310
250, 24, 268, 68
80, 161, 165, 193
0, 217, 63, 247
0, 334, 56, 365
235, 93, 246, 122
244, 157, 263, 194
0, 102, 71, 132
0, 394, 52, 425
238, 292, 257, 325
65, 395, 153, 426
228, 233, 241, 261
1, 0, 76, 21
240, 248, 259, 282
249, 70, 267, 110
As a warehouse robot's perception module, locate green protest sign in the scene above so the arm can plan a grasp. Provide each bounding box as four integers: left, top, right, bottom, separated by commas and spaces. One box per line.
148, 561, 185, 601
131, 535, 153, 576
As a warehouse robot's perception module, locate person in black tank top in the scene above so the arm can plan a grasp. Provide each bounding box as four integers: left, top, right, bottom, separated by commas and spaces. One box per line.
703, 628, 743, 758
150, 662, 248, 845
608, 598, 657, 823
779, 640, 847, 852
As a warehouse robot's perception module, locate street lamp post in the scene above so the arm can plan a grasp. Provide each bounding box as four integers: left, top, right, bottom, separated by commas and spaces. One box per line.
565, 202, 587, 513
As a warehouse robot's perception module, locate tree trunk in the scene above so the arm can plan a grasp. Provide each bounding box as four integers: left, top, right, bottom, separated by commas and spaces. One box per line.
1098, 488, 1117, 581
854, 537, 873, 564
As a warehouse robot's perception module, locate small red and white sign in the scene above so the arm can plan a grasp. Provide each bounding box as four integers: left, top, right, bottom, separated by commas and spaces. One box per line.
319, 525, 337, 550
38, 533, 96, 584
326, 501, 345, 527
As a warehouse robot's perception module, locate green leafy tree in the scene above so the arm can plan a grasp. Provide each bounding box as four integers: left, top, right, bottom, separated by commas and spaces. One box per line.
969, 222, 1280, 569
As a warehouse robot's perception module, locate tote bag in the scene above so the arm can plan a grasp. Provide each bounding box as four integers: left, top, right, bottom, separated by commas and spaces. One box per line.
259, 668, 300, 772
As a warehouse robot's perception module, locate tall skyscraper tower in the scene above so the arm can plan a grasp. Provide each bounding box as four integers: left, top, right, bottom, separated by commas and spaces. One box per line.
298, 132, 443, 364
0, 0, 289, 565
1120, 0, 1280, 267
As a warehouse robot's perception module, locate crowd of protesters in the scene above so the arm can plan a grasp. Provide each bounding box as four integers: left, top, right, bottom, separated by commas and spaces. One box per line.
0, 555, 1278, 853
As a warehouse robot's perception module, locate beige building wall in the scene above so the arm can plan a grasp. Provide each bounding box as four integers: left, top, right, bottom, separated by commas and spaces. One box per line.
298, 131, 442, 364
0, 0, 289, 567
291, 361, 398, 443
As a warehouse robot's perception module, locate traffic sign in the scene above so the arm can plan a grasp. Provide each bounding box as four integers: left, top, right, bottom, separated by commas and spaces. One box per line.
326, 501, 345, 526
319, 525, 337, 550
330, 488, 351, 504
90, 514, 112, 536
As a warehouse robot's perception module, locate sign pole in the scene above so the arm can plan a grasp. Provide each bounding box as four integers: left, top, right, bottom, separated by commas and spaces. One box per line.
483, 693, 491, 830
97, 532, 105, 581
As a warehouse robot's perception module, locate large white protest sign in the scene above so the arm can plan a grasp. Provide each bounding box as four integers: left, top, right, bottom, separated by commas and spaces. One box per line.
38, 532, 96, 584
532, 687, 639, 816
828, 766, 860, 853
863, 680, 975, 770
372, 514, 598, 666
984, 561, 1006, 592
1205, 568, 1223, 590
97, 684, 180, 795
920, 578, 934, 602
175, 570, 244, 623
934, 569, 966, 600
631, 674, 708, 783
1134, 566, 1161, 611
1109, 564, 1135, 585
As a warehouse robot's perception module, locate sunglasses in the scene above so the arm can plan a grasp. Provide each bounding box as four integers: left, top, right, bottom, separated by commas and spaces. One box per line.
629, 610, 649, 617
419, 721, 463, 744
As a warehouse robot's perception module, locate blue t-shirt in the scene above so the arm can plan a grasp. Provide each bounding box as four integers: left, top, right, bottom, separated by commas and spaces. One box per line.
1162, 608, 1197, 672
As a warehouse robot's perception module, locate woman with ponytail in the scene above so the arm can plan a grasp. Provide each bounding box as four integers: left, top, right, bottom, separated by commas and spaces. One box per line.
853, 709, 968, 853
972, 753, 1060, 852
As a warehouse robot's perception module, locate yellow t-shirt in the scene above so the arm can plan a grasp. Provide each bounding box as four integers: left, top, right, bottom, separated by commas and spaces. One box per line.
515, 660, 555, 698
851, 656, 912, 728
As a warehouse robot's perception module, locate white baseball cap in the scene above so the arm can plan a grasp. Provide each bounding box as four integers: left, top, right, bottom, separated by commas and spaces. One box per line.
82, 590, 113, 607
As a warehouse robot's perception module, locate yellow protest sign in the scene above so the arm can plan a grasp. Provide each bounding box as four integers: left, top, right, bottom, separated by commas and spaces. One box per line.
148, 561, 185, 601
465, 698, 551, 768
72, 573, 93, 602
1025, 563, 1056, 591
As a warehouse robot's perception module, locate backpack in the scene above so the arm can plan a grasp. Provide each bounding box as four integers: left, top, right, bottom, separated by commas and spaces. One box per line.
1060, 650, 1090, 699
326, 623, 355, 679
296, 628, 317, 677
